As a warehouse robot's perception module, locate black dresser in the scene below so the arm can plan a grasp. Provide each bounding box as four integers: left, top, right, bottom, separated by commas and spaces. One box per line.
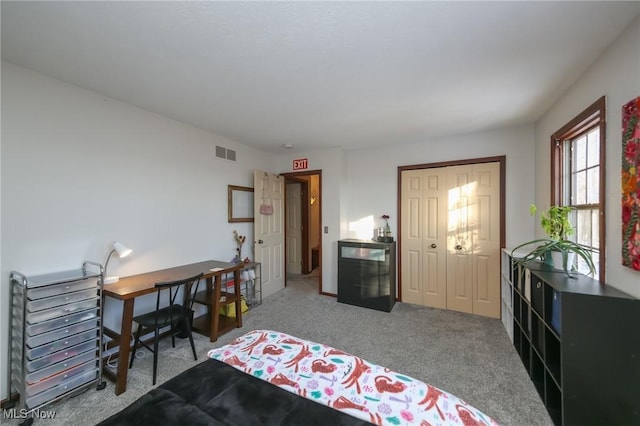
337, 239, 396, 312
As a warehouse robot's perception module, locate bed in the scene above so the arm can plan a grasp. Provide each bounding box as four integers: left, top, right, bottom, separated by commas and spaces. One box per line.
98, 330, 498, 425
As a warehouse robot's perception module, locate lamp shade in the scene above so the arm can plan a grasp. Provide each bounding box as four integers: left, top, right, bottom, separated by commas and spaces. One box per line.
104, 241, 132, 284
112, 241, 132, 258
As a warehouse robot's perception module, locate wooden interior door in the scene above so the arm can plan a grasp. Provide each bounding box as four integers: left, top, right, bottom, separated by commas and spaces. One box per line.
469, 161, 501, 318
445, 165, 474, 314
401, 169, 423, 306
401, 169, 447, 308
254, 171, 285, 299
286, 182, 302, 274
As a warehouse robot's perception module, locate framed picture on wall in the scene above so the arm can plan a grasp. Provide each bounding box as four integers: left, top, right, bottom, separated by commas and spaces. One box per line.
228, 185, 254, 223
622, 96, 640, 271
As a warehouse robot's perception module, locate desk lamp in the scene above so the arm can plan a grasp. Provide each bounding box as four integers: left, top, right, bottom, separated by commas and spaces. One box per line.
104, 241, 132, 284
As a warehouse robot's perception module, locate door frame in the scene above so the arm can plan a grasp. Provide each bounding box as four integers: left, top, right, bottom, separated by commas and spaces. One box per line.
397, 156, 506, 301
281, 169, 322, 294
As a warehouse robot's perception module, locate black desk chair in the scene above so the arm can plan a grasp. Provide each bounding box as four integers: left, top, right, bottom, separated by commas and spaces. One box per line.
129, 272, 203, 385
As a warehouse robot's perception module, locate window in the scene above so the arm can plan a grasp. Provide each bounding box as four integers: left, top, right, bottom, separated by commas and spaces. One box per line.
551, 97, 606, 282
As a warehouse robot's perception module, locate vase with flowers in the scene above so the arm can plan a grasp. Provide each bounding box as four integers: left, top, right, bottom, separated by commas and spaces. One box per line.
382, 214, 391, 236
511, 204, 595, 277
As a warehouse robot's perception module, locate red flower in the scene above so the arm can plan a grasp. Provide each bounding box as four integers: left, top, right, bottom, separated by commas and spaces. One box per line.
382, 214, 390, 220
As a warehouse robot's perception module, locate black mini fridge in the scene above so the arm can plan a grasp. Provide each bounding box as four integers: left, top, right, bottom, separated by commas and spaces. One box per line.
337, 239, 396, 312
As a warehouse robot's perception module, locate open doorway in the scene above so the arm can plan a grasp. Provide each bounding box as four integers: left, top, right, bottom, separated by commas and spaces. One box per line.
282, 170, 322, 294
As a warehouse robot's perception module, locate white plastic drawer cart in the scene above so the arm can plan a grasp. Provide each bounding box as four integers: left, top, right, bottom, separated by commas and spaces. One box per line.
7, 261, 106, 424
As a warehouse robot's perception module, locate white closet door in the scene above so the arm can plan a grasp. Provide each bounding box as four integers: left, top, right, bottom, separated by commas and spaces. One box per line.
400, 162, 501, 318
470, 162, 501, 318
423, 168, 448, 309
401, 169, 447, 308
401, 170, 423, 305
446, 165, 474, 314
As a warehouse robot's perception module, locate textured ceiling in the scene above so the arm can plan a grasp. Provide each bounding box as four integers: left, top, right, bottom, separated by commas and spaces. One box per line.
2, 1, 639, 153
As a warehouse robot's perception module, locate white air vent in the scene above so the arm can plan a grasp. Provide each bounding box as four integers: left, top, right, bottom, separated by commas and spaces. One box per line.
215, 146, 237, 162
215, 146, 226, 159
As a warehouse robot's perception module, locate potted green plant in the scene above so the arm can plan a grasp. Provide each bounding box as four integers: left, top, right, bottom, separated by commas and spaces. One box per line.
511, 204, 596, 277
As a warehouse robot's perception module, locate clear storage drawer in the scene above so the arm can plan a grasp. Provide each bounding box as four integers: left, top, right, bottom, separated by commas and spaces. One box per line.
27, 279, 96, 300
26, 318, 97, 348
26, 329, 97, 360
26, 359, 97, 396
25, 369, 97, 410
27, 288, 97, 312
25, 339, 98, 383
27, 297, 99, 323
26, 308, 98, 336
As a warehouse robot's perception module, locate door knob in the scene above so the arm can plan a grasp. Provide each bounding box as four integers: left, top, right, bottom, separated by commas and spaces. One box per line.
431, 243, 437, 249
257, 239, 264, 244
455, 245, 463, 251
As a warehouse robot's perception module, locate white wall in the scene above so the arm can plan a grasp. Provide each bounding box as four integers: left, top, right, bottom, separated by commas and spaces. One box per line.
0, 62, 277, 399
344, 126, 537, 248
277, 125, 537, 295
535, 17, 640, 298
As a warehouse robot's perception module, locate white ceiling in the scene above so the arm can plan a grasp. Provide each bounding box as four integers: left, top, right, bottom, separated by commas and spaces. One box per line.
2, 1, 639, 153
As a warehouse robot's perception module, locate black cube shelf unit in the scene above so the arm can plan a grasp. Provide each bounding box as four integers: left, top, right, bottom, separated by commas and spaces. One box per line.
501, 249, 640, 425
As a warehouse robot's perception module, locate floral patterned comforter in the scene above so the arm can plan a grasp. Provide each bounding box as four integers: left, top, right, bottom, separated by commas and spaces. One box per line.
208, 330, 498, 426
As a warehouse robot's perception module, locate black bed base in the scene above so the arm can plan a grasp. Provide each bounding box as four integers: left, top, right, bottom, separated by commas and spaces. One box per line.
98, 359, 373, 426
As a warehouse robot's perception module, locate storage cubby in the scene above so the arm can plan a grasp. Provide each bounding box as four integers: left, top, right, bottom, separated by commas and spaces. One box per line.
500, 249, 519, 342
520, 334, 531, 370
521, 299, 529, 335
530, 351, 545, 400
544, 285, 562, 335
544, 327, 561, 384
513, 262, 522, 291
514, 328, 523, 359
531, 316, 544, 356
545, 372, 562, 425
513, 291, 521, 325
530, 276, 544, 316
501, 249, 640, 425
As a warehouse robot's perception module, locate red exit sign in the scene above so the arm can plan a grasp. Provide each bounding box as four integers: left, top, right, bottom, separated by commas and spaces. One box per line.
293, 158, 308, 170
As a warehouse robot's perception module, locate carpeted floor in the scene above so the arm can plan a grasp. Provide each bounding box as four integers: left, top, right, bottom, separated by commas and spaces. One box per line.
3, 272, 552, 425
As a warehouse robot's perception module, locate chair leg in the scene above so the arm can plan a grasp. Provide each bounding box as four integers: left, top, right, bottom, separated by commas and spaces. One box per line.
185, 320, 198, 361
129, 324, 142, 369
152, 327, 159, 385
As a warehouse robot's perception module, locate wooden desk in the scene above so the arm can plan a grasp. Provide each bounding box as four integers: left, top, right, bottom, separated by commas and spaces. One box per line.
102, 260, 243, 395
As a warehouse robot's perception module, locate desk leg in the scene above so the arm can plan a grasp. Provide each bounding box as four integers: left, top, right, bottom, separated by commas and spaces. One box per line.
234, 269, 242, 328
210, 276, 221, 342
115, 298, 134, 395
